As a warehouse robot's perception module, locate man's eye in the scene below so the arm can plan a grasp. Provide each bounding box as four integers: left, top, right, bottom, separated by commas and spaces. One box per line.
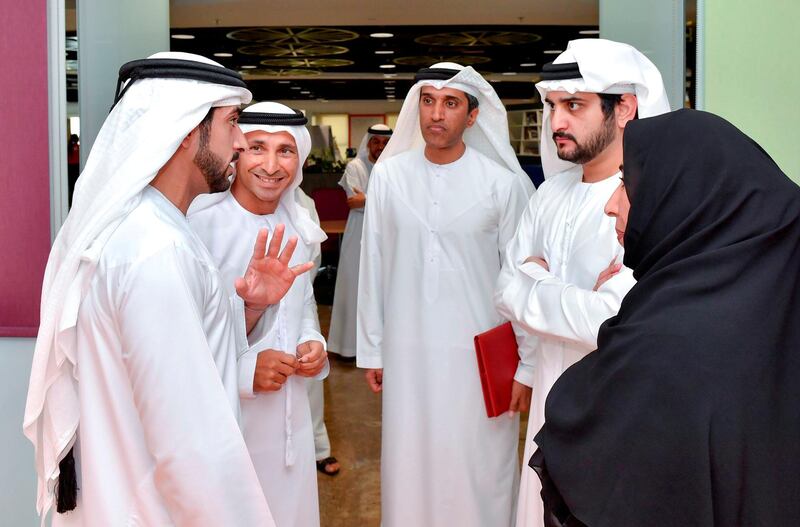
568, 102, 580, 111
249, 145, 262, 152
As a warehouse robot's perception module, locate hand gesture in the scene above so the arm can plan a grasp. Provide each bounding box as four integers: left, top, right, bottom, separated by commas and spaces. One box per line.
593, 259, 623, 291
296, 340, 327, 377
253, 349, 298, 392
347, 188, 366, 209
235, 225, 314, 310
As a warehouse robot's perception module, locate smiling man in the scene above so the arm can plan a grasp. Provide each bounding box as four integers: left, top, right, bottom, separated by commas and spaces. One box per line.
189, 102, 329, 527
357, 63, 534, 526
492, 38, 671, 527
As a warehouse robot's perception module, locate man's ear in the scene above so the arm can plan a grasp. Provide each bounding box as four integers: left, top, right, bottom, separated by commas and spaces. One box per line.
181, 126, 200, 150
616, 93, 638, 128
466, 107, 479, 128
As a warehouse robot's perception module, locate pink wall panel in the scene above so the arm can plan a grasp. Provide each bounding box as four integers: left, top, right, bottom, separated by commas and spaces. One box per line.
0, 4, 51, 336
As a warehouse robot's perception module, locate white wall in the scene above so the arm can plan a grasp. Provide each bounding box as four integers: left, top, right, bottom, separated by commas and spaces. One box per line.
0, 338, 39, 525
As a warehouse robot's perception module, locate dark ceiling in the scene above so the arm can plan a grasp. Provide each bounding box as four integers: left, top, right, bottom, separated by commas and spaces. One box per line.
66, 25, 600, 103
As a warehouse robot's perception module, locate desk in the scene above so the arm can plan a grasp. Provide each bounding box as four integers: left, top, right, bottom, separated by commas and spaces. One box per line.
320, 219, 347, 235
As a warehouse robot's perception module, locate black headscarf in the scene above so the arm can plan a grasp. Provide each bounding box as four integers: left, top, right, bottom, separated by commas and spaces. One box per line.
534, 109, 800, 526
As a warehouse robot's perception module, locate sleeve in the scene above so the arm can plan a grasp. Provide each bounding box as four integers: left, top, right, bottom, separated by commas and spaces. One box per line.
496, 179, 540, 387
497, 258, 635, 352
117, 247, 273, 526
339, 162, 361, 198
298, 274, 329, 380
356, 164, 386, 369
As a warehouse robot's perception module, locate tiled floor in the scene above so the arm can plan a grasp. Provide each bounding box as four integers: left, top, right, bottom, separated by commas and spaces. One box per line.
315, 304, 529, 527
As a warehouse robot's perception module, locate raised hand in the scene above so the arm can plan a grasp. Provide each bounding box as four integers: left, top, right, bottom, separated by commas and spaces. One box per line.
235, 224, 314, 310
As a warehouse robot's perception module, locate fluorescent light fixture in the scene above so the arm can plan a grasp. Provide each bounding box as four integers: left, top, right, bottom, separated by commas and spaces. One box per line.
291, 86, 302, 90
501, 72, 517, 76
375, 50, 394, 55
278, 80, 291, 84
379, 64, 396, 69
213, 52, 233, 58
579, 29, 600, 35
543, 50, 563, 54
171, 34, 195, 40
241, 65, 257, 69
520, 63, 537, 67
300, 90, 311, 94
370, 32, 394, 38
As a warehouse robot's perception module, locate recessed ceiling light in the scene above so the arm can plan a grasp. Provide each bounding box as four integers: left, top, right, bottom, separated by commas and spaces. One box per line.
370, 32, 394, 38
379, 64, 396, 69
213, 52, 233, 58
501, 72, 517, 76
579, 29, 600, 35
375, 50, 394, 55
278, 80, 291, 84
291, 86, 302, 90
543, 50, 563, 55
240, 65, 257, 69
520, 63, 537, 67
171, 34, 195, 40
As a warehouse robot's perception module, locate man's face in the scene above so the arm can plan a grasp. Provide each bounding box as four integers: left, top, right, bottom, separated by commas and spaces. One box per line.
604, 178, 631, 246
194, 106, 246, 193
418, 86, 478, 150
546, 91, 617, 165
367, 135, 390, 162
232, 130, 298, 215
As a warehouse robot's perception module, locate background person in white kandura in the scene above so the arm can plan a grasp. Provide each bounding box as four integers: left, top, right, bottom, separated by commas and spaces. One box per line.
493, 38, 671, 527
295, 188, 340, 476
357, 62, 535, 527
189, 102, 329, 527
23, 53, 316, 527
328, 124, 392, 359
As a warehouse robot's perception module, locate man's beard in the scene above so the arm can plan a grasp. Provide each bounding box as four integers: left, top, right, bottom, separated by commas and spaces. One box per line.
554, 113, 616, 165
194, 143, 232, 194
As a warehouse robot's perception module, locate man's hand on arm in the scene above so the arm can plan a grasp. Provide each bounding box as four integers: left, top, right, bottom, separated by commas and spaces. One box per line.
347, 187, 366, 209
295, 340, 327, 377
508, 380, 532, 414
524, 256, 549, 271
365, 368, 383, 393
253, 349, 298, 392
593, 258, 623, 291
236, 224, 314, 333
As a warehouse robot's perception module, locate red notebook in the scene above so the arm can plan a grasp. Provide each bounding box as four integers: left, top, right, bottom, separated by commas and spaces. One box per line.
474, 321, 519, 418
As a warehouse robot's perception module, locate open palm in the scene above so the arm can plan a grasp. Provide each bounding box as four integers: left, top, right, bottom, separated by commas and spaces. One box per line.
235, 224, 313, 309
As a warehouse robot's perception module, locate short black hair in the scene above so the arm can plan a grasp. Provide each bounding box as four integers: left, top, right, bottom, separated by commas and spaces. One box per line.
197, 107, 215, 147
598, 93, 638, 120
466, 93, 479, 113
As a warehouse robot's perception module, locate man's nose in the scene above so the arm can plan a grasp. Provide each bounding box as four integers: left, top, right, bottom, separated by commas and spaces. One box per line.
550, 107, 567, 132
232, 126, 247, 152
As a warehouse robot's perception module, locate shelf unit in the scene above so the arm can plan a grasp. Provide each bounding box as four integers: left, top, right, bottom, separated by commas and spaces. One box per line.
508, 108, 542, 156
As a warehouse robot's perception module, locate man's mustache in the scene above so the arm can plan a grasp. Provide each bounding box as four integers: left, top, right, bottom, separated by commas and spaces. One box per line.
553, 131, 577, 143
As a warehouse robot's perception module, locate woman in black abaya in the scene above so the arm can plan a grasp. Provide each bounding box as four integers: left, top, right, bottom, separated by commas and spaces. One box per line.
532, 109, 800, 526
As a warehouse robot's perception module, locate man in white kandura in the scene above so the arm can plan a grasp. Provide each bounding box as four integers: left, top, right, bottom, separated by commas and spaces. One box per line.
294, 188, 340, 477
328, 123, 392, 359
493, 39, 671, 527
23, 53, 316, 526
190, 102, 329, 527
357, 62, 535, 526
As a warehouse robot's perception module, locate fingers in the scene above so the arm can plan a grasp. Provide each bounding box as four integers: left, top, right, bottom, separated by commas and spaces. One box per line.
366, 369, 383, 393
278, 235, 298, 266
290, 261, 314, 277
251, 228, 269, 261
266, 224, 285, 260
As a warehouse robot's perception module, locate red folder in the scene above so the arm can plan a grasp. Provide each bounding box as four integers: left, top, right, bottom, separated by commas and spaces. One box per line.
474, 321, 519, 418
